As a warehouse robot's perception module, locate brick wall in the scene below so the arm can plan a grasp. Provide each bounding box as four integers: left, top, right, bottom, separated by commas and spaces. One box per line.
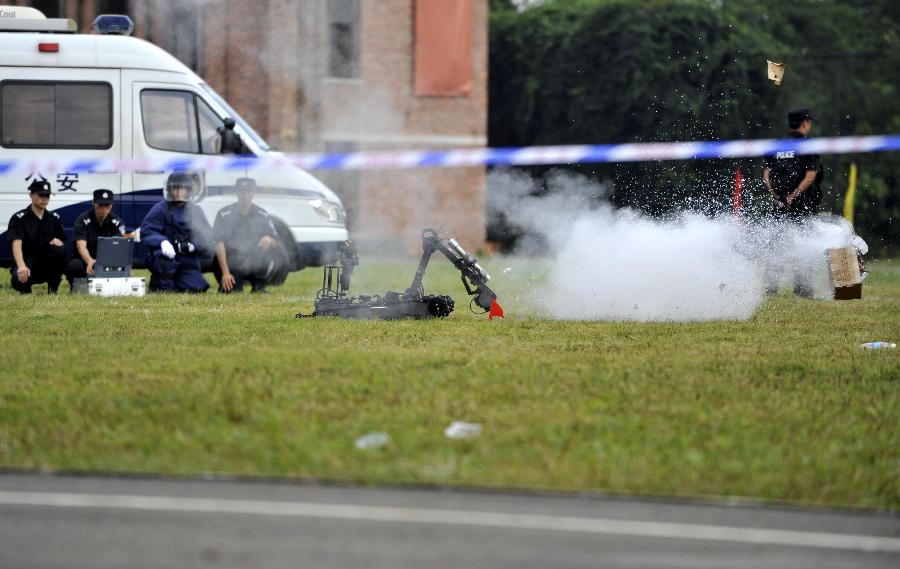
321, 0, 488, 252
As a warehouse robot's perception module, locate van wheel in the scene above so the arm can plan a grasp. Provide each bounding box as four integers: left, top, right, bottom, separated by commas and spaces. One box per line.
269, 216, 304, 274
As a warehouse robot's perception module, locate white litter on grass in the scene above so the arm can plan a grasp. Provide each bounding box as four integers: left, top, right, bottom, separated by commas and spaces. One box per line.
502, 267, 513, 274
859, 342, 896, 350
444, 421, 482, 440
354, 432, 390, 449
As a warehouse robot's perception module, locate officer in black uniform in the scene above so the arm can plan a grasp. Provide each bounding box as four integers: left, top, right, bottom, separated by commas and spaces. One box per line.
7, 179, 66, 294
763, 108, 823, 220
212, 177, 288, 293
64, 189, 127, 283
761, 108, 824, 297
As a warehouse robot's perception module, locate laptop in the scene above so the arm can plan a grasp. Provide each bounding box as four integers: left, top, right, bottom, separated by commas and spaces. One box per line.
94, 237, 134, 277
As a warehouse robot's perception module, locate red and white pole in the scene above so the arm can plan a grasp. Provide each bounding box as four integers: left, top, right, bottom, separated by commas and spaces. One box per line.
732, 168, 743, 218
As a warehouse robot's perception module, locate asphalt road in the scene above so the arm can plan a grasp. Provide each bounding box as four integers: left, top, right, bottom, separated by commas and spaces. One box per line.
0, 473, 897, 569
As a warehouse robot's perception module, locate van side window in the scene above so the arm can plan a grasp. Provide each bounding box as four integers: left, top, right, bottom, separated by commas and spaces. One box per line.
141, 89, 223, 154
141, 90, 199, 153
197, 98, 222, 154
1, 82, 112, 149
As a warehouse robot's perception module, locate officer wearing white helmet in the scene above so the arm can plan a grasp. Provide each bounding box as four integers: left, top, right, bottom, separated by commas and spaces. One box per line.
139, 172, 213, 292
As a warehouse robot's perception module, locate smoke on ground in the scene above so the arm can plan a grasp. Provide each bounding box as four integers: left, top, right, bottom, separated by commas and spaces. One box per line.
487, 170, 858, 321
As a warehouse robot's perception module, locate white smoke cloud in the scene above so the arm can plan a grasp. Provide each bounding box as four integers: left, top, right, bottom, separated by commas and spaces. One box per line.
488, 170, 858, 322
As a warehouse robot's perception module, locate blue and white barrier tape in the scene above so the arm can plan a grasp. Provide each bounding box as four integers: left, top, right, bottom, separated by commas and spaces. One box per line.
1, 135, 898, 174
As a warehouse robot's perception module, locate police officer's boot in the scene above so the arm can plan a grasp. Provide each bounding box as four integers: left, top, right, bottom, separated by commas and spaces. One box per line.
793, 281, 814, 298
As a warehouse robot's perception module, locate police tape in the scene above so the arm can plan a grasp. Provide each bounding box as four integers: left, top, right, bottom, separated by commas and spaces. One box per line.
2, 134, 898, 175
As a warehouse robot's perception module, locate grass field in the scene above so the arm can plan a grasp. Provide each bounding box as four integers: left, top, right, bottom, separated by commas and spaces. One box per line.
0, 255, 897, 510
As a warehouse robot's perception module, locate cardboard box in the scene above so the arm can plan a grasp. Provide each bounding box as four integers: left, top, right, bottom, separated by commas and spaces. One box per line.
72, 277, 146, 297
827, 247, 862, 300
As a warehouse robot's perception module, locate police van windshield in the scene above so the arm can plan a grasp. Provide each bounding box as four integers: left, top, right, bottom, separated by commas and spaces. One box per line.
200, 83, 271, 152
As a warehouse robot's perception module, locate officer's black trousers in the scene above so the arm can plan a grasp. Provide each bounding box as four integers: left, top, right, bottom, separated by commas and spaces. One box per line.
146, 250, 209, 293
9, 245, 65, 293
64, 258, 89, 283
213, 246, 288, 292
772, 206, 815, 222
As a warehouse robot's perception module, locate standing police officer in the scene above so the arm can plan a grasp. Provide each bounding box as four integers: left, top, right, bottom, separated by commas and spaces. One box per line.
212, 177, 288, 293
140, 172, 213, 293
763, 108, 823, 220
64, 189, 127, 283
7, 179, 66, 294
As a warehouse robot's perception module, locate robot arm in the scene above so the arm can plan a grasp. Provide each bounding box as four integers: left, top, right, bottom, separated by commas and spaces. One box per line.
410, 229, 497, 311
338, 240, 359, 292
311, 229, 500, 320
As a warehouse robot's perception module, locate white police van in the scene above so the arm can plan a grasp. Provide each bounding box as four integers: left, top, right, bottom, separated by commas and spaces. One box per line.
0, 6, 347, 270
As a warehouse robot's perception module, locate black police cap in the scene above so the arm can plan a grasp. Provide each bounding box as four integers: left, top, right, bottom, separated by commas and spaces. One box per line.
235, 177, 257, 192
93, 189, 114, 205
788, 108, 815, 127
28, 179, 51, 195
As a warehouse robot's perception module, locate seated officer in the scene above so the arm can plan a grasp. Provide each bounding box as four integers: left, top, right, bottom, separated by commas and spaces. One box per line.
140, 172, 213, 293
65, 189, 127, 283
213, 177, 289, 293
7, 179, 66, 294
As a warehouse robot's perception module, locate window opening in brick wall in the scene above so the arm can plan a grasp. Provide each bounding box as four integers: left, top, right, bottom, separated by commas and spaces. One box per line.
328, 0, 360, 78
31, 0, 62, 18
96, 0, 130, 15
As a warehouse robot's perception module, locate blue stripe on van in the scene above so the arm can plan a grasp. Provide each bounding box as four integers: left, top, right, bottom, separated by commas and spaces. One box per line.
163, 159, 195, 171
67, 160, 103, 172
224, 157, 259, 171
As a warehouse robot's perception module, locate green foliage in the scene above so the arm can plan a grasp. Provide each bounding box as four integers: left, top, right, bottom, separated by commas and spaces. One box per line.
489, 0, 900, 252
0, 261, 898, 508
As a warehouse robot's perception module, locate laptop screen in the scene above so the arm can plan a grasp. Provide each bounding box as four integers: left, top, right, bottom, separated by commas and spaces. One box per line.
95, 237, 133, 277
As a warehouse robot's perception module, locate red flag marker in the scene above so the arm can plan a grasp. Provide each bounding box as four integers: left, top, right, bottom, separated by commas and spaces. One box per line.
489, 299, 505, 320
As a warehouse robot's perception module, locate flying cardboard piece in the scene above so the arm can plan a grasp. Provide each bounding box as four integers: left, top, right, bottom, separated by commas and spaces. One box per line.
767, 60, 785, 85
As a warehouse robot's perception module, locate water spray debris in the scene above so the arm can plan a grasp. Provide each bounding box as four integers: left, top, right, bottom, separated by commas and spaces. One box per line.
444, 421, 482, 440
354, 431, 391, 450
486, 170, 866, 321
767, 60, 785, 85
859, 342, 896, 350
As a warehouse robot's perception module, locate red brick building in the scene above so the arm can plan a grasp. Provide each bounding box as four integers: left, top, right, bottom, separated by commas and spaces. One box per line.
15, 0, 488, 252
